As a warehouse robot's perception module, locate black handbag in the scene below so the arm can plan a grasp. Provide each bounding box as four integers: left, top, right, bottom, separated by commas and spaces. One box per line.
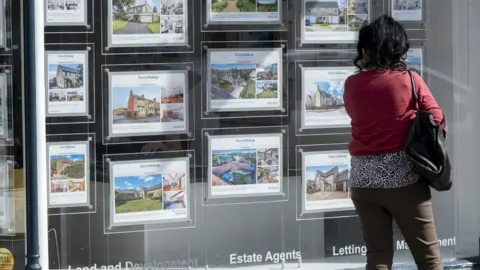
404, 70, 452, 191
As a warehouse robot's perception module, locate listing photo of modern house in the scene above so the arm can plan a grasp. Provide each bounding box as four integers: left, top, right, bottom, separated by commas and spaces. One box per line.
211, 0, 278, 13
257, 166, 280, 184
114, 173, 163, 214
162, 171, 186, 191
161, 0, 184, 15
210, 63, 256, 100
111, 86, 161, 124
112, 0, 161, 35
48, 63, 84, 90
163, 190, 186, 209
305, 164, 349, 201
304, 80, 346, 118
257, 148, 280, 166
304, 0, 368, 33
393, 0, 421, 11
256, 80, 278, 99
211, 149, 257, 186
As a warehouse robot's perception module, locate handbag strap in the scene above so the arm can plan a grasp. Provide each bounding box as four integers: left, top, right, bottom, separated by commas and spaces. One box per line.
408, 70, 448, 133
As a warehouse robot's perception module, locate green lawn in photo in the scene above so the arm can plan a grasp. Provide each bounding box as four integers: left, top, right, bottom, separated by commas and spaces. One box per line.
239, 80, 256, 98
211, 0, 228, 11
256, 91, 277, 98
257, 3, 278, 12
237, 0, 256, 12
116, 199, 163, 214
112, 20, 128, 33
314, 24, 331, 29
147, 22, 160, 33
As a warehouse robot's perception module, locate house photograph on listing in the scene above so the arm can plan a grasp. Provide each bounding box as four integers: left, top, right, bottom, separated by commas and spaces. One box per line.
305, 164, 349, 201
304, 0, 346, 32
48, 63, 84, 90
112, 0, 161, 34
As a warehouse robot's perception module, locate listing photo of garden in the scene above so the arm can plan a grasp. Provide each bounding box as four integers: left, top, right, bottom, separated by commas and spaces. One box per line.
211, 0, 278, 13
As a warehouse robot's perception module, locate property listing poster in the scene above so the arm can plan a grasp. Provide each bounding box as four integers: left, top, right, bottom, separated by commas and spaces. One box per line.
0, 1, 4, 48
406, 48, 423, 77
46, 51, 88, 116
46, 0, 87, 25
302, 0, 370, 43
391, 0, 422, 21
109, 0, 187, 46
48, 142, 89, 207
301, 66, 356, 129
0, 163, 9, 229
208, 49, 283, 112
303, 151, 353, 213
208, 0, 280, 23
209, 134, 282, 197
109, 71, 188, 137
0, 74, 7, 138
110, 158, 189, 226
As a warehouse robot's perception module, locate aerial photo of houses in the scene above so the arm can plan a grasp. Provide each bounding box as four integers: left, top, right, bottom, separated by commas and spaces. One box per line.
114, 173, 163, 214
257, 166, 280, 184
257, 148, 280, 166
112, 0, 162, 34
304, 0, 368, 33
393, 0, 421, 11
50, 153, 86, 193
210, 63, 257, 100
211, 149, 257, 186
304, 80, 346, 117
48, 63, 84, 90
112, 86, 161, 124
306, 164, 349, 201
211, 0, 278, 12
163, 190, 186, 209
256, 81, 278, 99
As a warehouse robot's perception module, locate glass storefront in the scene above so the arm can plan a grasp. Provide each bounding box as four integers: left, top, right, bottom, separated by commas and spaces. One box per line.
1, 0, 480, 269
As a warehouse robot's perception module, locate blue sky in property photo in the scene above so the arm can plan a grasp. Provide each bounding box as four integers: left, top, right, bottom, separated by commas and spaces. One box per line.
305, 0, 347, 10
50, 154, 85, 163
306, 164, 348, 180
115, 174, 163, 191
47, 63, 81, 80
112, 86, 161, 110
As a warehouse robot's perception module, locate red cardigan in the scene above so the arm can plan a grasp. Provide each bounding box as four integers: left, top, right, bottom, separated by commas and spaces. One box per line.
344, 70, 444, 157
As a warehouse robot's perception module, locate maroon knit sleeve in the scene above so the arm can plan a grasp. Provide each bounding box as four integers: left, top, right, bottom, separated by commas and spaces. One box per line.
413, 72, 447, 131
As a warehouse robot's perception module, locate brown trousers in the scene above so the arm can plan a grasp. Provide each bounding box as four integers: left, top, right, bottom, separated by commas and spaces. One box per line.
351, 181, 442, 270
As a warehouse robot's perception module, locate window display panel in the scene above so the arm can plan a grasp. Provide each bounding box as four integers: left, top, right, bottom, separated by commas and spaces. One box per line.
202, 41, 287, 119
103, 150, 195, 234
46, 133, 96, 215
44, 0, 88, 26
45, 44, 95, 124
0, 157, 15, 235
102, 63, 194, 145
406, 47, 423, 77
0, 68, 13, 145
202, 126, 288, 206
103, 0, 194, 54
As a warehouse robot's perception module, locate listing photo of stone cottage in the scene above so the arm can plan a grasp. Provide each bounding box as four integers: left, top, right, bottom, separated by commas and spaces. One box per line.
305, 164, 349, 201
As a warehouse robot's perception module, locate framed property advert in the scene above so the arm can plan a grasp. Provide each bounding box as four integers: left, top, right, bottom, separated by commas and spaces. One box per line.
206, 0, 281, 25
301, 66, 356, 130
47, 141, 90, 208
45, 0, 88, 26
108, 157, 190, 227
0, 0, 5, 49
391, 0, 422, 22
107, 70, 189, 138
0, 158, 14, 234
0, 73, 9, 140
300, 0, 371, 44
207, 133, 283, 198
45, 50, 89, 117
406, 47, 423, 77
106, 0, 188, 48
301, 150, 353, 214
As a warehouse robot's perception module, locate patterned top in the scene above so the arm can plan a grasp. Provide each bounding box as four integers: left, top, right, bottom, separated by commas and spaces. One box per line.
349, 151, 420, 188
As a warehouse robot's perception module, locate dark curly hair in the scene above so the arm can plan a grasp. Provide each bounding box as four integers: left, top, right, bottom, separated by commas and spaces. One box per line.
354, 15, 410, 71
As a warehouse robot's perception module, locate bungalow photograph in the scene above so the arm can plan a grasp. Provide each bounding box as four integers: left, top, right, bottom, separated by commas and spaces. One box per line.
305, 164, 349, 201
48, 63, 84, 90
112, 0, 161, 34
114, 173, 164, 214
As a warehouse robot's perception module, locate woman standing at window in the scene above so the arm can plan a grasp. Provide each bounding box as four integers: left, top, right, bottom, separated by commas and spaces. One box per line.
343, 15, 444, 270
